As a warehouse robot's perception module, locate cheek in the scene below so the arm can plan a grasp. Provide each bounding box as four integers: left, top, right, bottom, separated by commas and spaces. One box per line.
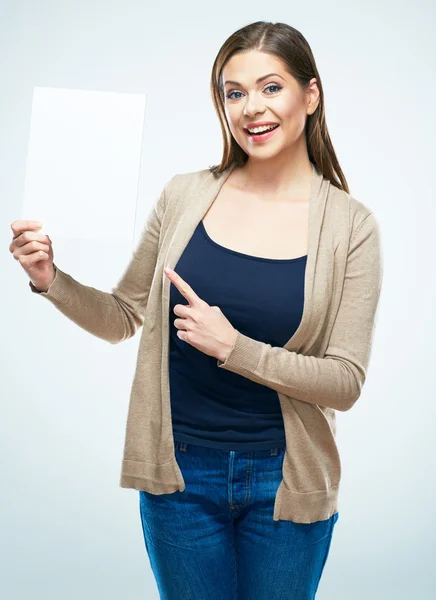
275, 96, 300, 120
225, 107, 239, 128
226, 114, 245, 140
277, 106, 308, 138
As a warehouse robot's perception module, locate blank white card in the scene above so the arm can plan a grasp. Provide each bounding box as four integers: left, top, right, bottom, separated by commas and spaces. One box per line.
21, 86, 147, 243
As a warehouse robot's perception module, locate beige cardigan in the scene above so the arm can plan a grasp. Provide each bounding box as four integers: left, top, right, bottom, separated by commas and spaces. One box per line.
29, 162, 383, 523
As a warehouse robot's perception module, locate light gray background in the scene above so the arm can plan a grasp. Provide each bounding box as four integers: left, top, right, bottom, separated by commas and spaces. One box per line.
2, 1, 435, 599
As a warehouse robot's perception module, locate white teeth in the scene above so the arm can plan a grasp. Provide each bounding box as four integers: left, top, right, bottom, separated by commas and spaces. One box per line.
247, 124, 278, 134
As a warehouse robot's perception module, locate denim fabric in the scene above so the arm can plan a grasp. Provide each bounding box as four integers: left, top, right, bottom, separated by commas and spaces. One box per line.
139, 440, 339, 599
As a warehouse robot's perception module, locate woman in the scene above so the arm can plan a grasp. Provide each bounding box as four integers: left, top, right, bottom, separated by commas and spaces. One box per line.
10, 21, 383, 600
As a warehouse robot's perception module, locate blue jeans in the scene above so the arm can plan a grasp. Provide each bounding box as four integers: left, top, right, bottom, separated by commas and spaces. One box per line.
139, 440, 339, 600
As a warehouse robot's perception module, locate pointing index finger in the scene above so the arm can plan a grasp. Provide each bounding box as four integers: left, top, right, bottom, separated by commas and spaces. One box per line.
165, 267, 199, 305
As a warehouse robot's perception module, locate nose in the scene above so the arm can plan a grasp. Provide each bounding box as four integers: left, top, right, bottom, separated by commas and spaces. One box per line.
243, 94, 266, 119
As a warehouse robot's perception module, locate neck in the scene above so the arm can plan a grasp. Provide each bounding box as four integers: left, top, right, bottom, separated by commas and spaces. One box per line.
236, 145, 314, 198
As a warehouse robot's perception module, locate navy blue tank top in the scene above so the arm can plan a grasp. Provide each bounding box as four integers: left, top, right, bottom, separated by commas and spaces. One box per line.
169, 219, 307, 451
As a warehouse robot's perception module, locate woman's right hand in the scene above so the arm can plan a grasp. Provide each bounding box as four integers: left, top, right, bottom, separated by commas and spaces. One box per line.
9, 220, 55, 292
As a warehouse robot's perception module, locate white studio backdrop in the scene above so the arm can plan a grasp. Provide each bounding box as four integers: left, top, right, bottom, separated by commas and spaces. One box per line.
1, 1, 435, 599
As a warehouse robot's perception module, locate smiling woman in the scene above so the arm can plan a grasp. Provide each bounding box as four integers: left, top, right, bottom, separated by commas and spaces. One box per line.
22, 18, 383, 600
209, 22, 349, 198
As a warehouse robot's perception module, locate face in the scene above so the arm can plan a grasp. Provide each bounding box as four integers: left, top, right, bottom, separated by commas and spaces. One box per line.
222, 51, 319, 160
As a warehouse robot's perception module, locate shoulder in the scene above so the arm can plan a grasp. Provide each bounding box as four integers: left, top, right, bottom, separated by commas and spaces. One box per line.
326, 183, 381, 241
163, 167, 226, 216
166, 168, 212, 196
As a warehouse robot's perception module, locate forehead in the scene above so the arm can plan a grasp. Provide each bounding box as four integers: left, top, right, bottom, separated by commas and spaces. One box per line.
222, 51, 289, 83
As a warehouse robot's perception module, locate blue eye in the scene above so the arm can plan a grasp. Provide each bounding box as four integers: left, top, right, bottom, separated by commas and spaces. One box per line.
264, 84, 282, 94
226, 84, 282, 100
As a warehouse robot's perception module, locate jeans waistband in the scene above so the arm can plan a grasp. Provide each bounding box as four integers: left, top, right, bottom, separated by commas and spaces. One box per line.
175, 440, 286, 457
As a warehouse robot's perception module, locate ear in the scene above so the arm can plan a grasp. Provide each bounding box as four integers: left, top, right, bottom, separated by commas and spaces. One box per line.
306, 77, 320, 115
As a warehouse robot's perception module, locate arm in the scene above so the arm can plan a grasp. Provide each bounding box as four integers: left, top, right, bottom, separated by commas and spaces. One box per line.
217, 213, 383, 412
29, 177, 174, 344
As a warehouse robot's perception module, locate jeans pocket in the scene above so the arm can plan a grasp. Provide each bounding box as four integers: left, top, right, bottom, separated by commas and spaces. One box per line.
297, 512, 338, 546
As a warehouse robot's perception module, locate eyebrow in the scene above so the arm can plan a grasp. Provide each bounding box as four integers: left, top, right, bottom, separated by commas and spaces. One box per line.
223, 73, 286, 86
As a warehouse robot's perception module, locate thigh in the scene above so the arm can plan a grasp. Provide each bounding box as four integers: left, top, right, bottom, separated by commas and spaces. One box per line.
236, 510, 339, 600
234, 448, 339, 600
138, 442, 238, 600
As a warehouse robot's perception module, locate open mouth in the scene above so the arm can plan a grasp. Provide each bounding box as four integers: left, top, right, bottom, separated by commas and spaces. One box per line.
245, 124, 280, 137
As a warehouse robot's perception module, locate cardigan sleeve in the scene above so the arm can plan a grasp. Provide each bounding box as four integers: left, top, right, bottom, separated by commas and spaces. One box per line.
28, 176, 175, 344
217, 212, 383, 412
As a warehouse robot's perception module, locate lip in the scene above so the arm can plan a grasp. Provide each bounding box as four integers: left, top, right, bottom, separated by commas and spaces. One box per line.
244, 123, 280, 143
243, 121, 279, 131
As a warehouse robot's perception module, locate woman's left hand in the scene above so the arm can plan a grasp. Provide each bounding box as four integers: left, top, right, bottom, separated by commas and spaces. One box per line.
164, 267, 238, 362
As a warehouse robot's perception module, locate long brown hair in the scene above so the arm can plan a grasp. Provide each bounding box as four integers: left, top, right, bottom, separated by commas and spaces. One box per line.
208, 21, 349, 194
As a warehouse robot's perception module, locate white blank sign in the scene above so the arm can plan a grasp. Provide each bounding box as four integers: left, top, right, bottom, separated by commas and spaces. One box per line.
21, 86, 147, 243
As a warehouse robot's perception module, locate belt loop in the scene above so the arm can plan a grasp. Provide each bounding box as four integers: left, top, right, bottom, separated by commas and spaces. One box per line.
270, 448, 279, 456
